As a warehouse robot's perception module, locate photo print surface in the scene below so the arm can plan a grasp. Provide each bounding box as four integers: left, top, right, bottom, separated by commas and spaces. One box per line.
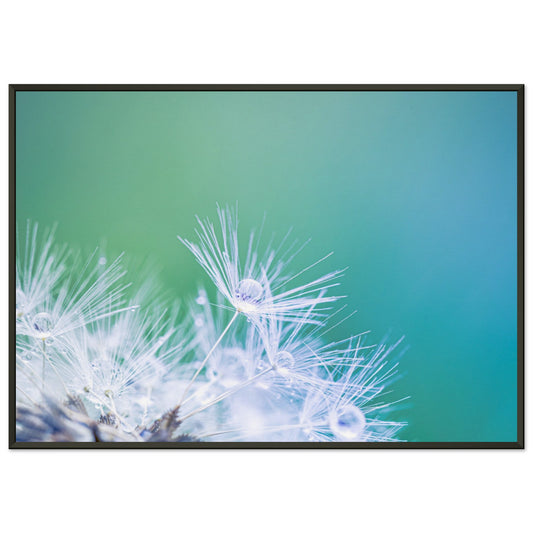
11, 87, 522, 447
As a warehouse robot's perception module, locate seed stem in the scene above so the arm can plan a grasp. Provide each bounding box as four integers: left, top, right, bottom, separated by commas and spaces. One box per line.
179, 310, 239, 405
41, 339, 46, 389
180, 366, 274, 422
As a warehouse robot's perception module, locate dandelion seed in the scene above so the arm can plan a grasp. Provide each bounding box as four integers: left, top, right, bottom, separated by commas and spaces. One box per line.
178, 205, 345, 325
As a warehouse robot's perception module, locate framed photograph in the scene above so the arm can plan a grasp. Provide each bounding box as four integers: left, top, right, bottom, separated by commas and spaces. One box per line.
9, 85, 524, 448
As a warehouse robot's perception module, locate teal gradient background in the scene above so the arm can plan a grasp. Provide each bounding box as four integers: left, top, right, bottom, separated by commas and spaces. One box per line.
15, 90, 518, 442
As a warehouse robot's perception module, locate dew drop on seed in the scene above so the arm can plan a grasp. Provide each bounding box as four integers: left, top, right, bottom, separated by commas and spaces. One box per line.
98, 256, 107, 266
16, 289, 26, 315
330, 405, 366, 441
196, 295, 207, 306
257, 360, 269, 372
275, 350, 294, 375
235, 278, 264, 305
194, 317, 204, 327
32, 312, 53, 336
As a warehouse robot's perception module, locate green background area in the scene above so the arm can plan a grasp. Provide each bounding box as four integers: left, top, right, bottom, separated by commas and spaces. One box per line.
16, 90, 518, 442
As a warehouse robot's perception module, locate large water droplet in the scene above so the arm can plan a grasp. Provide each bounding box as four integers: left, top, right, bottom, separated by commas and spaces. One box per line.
235, 278, 264, 306
274, 350, 294, 376
32, 312, 54, 337
330, 405, 366, 441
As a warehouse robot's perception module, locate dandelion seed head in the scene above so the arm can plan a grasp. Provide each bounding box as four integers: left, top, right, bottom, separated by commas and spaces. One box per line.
16, 215, 408, 444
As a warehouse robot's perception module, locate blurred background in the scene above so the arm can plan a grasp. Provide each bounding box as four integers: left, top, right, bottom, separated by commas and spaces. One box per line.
15, 90, 518, 442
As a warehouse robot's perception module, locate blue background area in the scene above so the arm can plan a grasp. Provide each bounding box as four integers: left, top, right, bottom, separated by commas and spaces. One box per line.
16, 90, 518, 441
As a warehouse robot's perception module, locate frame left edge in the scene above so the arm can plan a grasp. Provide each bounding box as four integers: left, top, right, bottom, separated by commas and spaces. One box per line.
9, 85, 17, 448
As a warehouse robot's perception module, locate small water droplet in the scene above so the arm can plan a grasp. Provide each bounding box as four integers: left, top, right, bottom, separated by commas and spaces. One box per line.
16, 289, 26, 317
194, 317, 204, 327
274, 350, 294, 376
98, 256, 107, 266
196, 295, 207, 306
330, 405, 366, 441
32, 312, 54, 337
257, 359, 268, 371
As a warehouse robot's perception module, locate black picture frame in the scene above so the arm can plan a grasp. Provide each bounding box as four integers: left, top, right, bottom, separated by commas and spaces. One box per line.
9, 84, 525, 449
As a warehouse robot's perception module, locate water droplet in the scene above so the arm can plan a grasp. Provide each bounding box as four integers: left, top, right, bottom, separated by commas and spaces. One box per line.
32, 312, 53, 337
21, 352, 33, 361
257, 360, 269, 372
194, 317, 205, 327
274, 350, 294, 376
16, 289, 27, 318
196, 295, 207, 306
330, 405, 366, 441
235, 279, 264, 306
